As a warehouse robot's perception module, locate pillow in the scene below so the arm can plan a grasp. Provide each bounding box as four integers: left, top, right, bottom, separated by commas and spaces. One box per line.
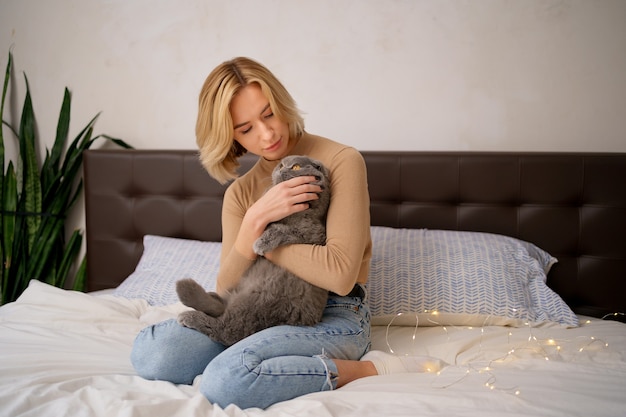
114, 235, 221, 306
367, 226, 578, 328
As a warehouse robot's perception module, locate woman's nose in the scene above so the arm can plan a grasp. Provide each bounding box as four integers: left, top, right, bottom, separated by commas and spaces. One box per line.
258, 121, 273, 140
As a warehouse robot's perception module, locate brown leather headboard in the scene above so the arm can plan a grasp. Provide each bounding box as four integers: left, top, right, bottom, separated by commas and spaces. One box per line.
84, 150, 626, 319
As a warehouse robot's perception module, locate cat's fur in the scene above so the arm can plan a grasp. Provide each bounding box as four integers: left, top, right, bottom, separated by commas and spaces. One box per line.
176, 155, 330, 346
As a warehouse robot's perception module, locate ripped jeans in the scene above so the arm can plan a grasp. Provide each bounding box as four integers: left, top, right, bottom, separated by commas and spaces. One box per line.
130, 286, 371, 409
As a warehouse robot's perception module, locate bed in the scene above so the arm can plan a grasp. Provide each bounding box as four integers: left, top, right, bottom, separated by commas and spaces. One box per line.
1, 149, 625, 417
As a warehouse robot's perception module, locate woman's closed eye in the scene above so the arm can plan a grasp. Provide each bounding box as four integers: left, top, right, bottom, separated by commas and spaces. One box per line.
238, 112, 273, 135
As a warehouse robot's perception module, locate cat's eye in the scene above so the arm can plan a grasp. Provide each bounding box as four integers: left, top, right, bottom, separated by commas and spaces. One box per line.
292, 164, 301, 171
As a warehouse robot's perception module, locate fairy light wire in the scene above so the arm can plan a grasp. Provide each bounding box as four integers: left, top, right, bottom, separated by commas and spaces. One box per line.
385, 312, 419, 354
378, 309, 624, 397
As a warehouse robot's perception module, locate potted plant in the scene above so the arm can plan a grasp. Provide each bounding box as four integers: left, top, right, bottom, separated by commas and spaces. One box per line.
1, 51, 132, 304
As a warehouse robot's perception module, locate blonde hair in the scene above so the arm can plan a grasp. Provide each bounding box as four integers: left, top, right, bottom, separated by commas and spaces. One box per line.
196, 57, 305, 184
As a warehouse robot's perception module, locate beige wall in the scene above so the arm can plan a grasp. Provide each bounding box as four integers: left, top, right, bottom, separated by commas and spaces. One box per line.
2, 0, 625, 155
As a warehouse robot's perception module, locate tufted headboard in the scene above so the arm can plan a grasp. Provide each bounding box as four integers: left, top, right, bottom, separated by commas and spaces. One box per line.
83, 150, 626, 319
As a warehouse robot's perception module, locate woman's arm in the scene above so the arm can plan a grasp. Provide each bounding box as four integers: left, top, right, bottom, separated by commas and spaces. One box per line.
216, 172, 323, 294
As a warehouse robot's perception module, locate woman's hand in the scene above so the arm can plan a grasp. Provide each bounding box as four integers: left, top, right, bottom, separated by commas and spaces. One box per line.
234, 175, 322, 260
255, 175, 322, 223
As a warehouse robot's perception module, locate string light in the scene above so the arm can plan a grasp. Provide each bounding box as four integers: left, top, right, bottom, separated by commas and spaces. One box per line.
381, 309, 624, 397
601, 312, 625, 321
385, 312, 419, 354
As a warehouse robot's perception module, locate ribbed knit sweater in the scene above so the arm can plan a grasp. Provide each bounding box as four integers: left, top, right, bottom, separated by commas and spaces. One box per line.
217, 132, 372, 295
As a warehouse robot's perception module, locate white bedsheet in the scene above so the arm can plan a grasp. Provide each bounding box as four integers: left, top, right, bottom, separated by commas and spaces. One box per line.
1, 280, 625, 417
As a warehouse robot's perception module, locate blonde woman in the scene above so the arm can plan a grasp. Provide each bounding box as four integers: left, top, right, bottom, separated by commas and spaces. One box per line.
131, 57, 429, 409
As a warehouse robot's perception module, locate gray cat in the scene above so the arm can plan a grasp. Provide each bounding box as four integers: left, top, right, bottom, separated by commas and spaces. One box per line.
176, 155, 330, 346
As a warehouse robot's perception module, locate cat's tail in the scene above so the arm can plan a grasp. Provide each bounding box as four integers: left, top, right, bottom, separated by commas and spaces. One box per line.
176, 278, 226, 317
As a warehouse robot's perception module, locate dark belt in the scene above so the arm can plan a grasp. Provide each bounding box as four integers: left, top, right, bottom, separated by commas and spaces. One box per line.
329, 283, 366, 299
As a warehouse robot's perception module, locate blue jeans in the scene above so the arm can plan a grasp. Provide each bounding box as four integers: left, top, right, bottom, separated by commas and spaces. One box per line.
131, 287, 371, 409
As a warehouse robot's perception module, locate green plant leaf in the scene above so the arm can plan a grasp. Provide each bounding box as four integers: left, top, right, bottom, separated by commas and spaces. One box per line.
41, 88, 71, 193
18, 75, 42, 250
0, 51, 12, 303
6, 212, 29, 302
99, 134, 133, 149
72, 256, 87, 292
1, 163, 17, 302
55, 229, 82, 289
0, 51, 10, 174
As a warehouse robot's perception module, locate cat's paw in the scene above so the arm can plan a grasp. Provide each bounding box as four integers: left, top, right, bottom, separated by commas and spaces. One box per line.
177, 310, 209, 332
254, 224, 288, 255
253, 233, 274, 256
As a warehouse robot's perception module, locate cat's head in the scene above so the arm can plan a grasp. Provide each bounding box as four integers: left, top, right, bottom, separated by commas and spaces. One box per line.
272, 155, 330, 189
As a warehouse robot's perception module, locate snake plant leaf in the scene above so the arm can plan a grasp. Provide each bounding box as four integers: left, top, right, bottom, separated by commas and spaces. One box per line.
72, 256, 87, 292
25, 184, 72, 281
25, 220, 61, 280
54, 229, 82, 289
18, 75, 43, 250
43, 128, 94, 209
41, 88, 71, 193
1, 162, 17, 300
6, 213, 28, 302
1, 163, 17, 255
0, 52, 10, 301
98, 134, 133, 149
0, 51, 10, 174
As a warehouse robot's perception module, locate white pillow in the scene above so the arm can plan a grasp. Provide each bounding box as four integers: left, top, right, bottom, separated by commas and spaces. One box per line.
114, 235, 221, 306
367, 226, 579, 328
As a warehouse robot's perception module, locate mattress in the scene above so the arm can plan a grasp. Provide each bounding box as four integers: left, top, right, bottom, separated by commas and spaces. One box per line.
1, 280, 624, 417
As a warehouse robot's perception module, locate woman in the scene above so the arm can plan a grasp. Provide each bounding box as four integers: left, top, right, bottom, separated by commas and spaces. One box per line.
131, 57, 425, 409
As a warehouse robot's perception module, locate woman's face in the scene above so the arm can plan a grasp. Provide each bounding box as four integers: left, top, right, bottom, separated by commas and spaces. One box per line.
230, 83, 292, 161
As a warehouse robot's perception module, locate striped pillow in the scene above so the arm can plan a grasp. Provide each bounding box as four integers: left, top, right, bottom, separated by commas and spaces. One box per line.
367, 227, 578, 327
114, 235, 221, 306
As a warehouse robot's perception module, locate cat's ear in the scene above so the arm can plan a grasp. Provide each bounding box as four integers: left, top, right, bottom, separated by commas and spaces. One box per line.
307, 157, 325, 172
315, 161, 329, 177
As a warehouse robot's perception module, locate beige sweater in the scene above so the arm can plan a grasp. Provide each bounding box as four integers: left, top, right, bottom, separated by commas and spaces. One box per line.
216, 132, 372, 296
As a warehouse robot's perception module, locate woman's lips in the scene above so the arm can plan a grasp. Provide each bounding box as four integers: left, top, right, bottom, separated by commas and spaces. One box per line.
264, 138, 282, 152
